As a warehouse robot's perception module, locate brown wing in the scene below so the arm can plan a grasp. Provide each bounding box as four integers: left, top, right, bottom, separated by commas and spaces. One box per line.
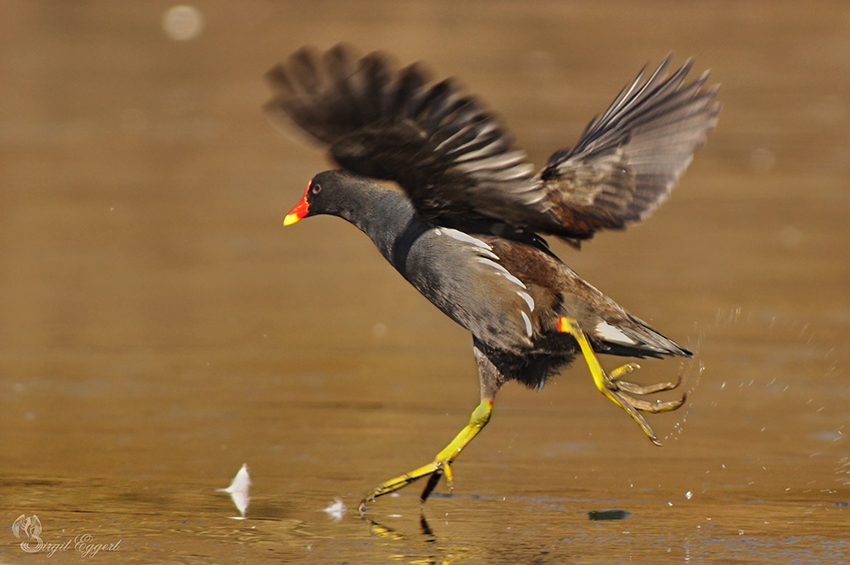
535, 57, 721, 238
264, 44, 545, 227
265, 46, 719, 240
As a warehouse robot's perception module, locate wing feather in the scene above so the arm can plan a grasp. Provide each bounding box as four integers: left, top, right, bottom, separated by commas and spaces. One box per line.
266, 46, 719, 240
539, 58, 720, 236
265, 44, 545, 227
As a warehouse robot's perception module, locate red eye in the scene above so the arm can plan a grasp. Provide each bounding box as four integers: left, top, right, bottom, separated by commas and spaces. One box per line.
311, 183, 322, 194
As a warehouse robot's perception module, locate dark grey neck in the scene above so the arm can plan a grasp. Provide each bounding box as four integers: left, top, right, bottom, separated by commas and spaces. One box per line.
325, 176, 431, 271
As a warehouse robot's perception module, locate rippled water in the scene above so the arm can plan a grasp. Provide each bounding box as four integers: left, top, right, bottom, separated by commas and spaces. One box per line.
1, 1, 848, 563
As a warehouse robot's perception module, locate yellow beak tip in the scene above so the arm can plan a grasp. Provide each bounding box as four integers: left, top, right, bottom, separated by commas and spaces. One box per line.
283, 214, 300, 226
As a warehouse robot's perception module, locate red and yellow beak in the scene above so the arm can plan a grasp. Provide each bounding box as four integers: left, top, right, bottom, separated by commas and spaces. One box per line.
283, 181, 311, 226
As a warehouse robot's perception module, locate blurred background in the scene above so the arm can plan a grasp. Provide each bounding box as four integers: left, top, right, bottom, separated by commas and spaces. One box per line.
1, 1, 848, 562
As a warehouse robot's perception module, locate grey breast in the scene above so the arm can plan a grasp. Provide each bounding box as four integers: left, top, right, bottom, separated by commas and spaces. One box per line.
402, 226, 537, 353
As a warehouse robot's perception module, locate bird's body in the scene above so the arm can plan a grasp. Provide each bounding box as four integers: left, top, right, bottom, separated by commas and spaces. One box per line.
266, 45, 720, 507
305, 170, 689, 389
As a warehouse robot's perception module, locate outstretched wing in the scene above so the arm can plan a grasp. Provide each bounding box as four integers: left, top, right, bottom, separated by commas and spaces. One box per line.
264, 44, 545, 228
536, 57, 721, 238
266, 46, 719, 240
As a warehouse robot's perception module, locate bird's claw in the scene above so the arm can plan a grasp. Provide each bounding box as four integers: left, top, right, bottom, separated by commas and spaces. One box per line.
603, 362, 687, 446
556, 317, 687, 446
359, 399, 492, 513
609, 365, 682, 396
358, 460, 453, 514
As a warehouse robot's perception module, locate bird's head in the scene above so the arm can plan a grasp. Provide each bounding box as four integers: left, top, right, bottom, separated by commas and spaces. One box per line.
283, 169, 383, 226
282, 170, 345, 226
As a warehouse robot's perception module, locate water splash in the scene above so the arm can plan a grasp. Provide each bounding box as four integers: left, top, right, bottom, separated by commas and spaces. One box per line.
217, 463, 250, 519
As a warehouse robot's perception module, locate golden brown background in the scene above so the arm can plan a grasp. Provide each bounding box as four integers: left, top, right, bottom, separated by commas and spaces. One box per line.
1, 1, 848, 562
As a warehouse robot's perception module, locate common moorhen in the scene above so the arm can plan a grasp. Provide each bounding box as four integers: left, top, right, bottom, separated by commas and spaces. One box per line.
265, 45, 719, 509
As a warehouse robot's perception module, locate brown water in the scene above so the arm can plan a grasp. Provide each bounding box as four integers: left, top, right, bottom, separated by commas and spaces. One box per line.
1, 1, 848, 563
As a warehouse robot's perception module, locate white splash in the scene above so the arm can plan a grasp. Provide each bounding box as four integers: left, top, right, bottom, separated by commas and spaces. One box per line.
218, 463, 251, 519
323, 498, 347, 522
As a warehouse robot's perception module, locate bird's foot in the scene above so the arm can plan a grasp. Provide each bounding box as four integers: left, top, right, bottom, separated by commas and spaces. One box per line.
358, 461, 452, 515
359, 399, 492, 513
557, 317, 686, 445
600, 361, 685, 445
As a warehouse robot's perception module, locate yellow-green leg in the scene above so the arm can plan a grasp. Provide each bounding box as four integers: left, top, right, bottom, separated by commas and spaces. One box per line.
557, 317, 685, 445
359, 399, 492, 512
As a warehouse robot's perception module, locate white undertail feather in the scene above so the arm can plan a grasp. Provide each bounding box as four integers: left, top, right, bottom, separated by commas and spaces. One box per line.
595, 321, 638, 345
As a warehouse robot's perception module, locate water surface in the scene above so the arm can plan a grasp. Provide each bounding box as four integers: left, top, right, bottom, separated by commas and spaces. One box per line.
1, 1, 848, 563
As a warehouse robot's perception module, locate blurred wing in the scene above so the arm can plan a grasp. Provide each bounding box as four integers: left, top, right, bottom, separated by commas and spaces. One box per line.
537, 57, 720, 238
264, 44, 545, 227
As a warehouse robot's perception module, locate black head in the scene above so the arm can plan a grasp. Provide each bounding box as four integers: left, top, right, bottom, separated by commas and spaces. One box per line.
283, 170, 416, 257
282, 169, 370, 226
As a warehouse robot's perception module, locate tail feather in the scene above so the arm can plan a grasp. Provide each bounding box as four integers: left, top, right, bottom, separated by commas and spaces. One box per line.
593, 314, 691, 359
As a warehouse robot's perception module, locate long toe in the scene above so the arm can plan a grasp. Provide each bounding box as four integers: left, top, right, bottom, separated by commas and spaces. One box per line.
359, 399, 493, 511
610, 392, 663, 445
598, 363, 688, 445
612, 375, 682, 396
618, 392, 687, 413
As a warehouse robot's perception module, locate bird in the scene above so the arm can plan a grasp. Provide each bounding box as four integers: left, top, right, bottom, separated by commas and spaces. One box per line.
264, 44, 720, 510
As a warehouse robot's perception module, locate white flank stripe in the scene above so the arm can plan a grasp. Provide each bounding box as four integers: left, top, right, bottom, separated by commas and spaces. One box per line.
500, 271, 527, 290
476, 257, 510, 275
442, 228, 492, 249
520, 311, 533, 337
477, 248, 500, 261
516, 290, 535, 312
476, 258, 527, 289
